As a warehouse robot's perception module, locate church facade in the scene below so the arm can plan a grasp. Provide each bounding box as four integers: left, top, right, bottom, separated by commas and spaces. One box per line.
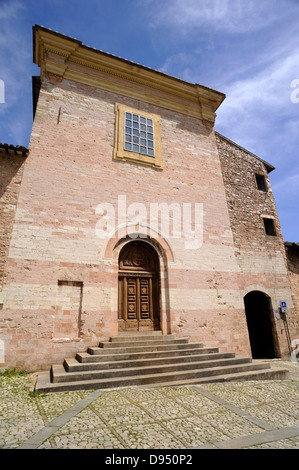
0, 26, 298, 371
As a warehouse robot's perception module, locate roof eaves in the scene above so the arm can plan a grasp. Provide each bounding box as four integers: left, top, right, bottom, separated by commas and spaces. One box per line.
32, 24, 226, 113
0, 142, 29, 157
284, 241, 299, 250
215, 132, 275, 173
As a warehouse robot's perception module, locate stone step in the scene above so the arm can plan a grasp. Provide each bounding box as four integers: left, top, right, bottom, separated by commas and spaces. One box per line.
76, 346, 219, 364
35, 362, 284, 393
87, 341, 203, 356
118, 330, 163, 336
140, 368, 290, 388
98, 337, 190, 348
34, 334, 290, 394
65, 351, 236, 372
109, 335, 176, 343
111, 331, 164, 341
52, 357, 254, 383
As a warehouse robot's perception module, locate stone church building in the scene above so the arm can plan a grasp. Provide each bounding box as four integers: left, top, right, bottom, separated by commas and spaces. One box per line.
0, 25, 298, 375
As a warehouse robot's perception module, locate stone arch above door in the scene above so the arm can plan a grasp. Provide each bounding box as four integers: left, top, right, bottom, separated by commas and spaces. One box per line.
102, 224, 175, 264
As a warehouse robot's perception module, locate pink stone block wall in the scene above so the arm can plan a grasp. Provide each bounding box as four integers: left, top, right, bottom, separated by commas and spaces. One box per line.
0, 76, 296, 371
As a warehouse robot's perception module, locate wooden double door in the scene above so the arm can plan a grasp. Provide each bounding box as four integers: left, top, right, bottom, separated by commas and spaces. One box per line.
118, 241, 160, 331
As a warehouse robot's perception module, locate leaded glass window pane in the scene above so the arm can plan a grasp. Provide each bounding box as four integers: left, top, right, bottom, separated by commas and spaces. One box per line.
123, 110, 155, 157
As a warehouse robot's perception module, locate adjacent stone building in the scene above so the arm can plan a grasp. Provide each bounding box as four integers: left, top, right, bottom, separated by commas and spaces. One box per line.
0, 26, 298, 371
0, 143, 28, 301
284, 242, 299, 354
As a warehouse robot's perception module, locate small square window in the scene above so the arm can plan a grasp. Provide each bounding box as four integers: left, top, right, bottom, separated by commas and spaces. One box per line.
256, 174, 267, 192
263, 218, 277, 236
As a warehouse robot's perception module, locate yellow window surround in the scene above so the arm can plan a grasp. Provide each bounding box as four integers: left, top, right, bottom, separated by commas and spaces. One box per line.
113, 103, 163, 169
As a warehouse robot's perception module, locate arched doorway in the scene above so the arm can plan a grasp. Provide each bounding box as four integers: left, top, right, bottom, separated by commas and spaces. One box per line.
118, 241, 160, 332
244, 291, 279, 359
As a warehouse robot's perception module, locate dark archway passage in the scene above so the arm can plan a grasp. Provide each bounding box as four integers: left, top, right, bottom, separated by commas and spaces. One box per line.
244, 291, 278, 359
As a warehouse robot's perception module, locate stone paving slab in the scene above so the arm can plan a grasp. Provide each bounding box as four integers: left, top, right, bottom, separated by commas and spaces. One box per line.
0, 360, 298, 450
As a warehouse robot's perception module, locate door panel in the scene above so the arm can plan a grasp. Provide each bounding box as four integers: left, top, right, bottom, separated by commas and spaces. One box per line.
127, 278, 138, 320
118, 241, 160, 331
140, 278, 150, 320
119, 276, 155, 329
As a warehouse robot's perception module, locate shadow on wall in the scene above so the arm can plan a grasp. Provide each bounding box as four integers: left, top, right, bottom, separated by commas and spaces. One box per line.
0, 152, 26, 199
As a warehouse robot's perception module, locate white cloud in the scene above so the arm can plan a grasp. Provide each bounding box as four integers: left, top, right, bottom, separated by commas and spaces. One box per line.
0, 0, 24, 20
239, 54, 297, 106
272, 172, 299, 193
146, 0, 295, 34
0, 1, 33, 145
159, 52, 200, 83
215, 49, 299, 147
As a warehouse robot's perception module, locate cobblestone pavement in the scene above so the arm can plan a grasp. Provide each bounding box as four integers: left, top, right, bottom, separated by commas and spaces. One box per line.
0, 360, 298, 450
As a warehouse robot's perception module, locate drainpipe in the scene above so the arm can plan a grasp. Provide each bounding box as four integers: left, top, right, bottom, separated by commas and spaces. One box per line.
280, 309, 292, 357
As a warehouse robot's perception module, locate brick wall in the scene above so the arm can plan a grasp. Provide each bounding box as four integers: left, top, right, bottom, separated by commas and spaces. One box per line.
0, 75, 251, 370
0, 151, 26, 296
1, 74, 297, 371
216, 133, 296, 357
285, 244, 299, 338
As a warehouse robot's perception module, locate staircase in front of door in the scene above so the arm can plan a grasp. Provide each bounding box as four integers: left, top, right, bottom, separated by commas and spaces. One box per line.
35, 331, 290, 393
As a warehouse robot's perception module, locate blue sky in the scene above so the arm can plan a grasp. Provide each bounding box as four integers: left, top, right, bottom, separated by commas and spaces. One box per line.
0, 0, 298, 242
